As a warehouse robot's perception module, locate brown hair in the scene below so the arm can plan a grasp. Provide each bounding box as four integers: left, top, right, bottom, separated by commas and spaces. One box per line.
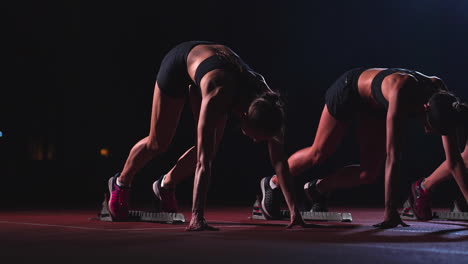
247, 89, 285, 137
427, 91, 467, 135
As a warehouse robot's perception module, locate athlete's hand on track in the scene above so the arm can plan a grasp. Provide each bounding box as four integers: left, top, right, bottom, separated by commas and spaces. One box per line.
286, 213, 319, 229
186, 216, 219, 231
373, 213, 409, 229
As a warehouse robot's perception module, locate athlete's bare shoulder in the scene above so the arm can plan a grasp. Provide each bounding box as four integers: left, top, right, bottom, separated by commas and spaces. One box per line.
357, 68, 387, 91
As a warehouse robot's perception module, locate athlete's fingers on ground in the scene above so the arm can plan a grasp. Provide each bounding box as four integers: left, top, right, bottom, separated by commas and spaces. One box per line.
372, 220, 410, 229
186, 224, 220, 232
372, 221, 392, 229
286, 218, 304, 229
400, 221, 410, 227
203, 225, 220, 231
286, 222, 321, 229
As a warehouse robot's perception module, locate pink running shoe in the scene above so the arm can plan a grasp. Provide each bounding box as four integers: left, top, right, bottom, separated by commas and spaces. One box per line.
153, 176, 178, 213
108, 173, 130, 221
409, 178, 433, 220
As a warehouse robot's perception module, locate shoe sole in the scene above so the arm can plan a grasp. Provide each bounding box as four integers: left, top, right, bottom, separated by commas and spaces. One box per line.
107, 177, 116, 220
107, 175, 130, 221
304, 182, 328, 212
260, 177, 274, 219
153, 179, 178, 213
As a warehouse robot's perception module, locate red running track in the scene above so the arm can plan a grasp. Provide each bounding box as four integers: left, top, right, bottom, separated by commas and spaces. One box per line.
1, 206, 468, 264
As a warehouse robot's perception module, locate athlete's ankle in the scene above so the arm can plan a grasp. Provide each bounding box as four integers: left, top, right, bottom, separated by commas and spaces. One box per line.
116, 176, 131, 187
161, 174, 175, 189
270, 175, 279, 189
271, 175, 279, 186
420, 178, 431, 191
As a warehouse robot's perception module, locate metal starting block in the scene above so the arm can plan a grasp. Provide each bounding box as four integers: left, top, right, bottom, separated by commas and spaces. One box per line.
250, 199, 352, 222
97, 194, 185, 224
401, 199, 468, 221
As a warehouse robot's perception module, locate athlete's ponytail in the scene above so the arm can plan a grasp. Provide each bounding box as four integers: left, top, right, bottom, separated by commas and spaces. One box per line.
247, 89, 285, 137
427, 91, 465, 135
453, 101, 468, 127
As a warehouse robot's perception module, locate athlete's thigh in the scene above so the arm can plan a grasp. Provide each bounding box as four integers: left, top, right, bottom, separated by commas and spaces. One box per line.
148, 82, 186, 146
312, 105, 349, 154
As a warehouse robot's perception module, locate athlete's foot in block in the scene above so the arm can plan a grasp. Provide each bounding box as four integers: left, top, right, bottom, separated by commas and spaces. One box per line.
409, 178, 433, 220
310, 203, 328, 212
108, 174, 130, 221
260, 176, 281, 219
186, 217, 219, 231
153, 178, 178, 213
304, 180, 329, 212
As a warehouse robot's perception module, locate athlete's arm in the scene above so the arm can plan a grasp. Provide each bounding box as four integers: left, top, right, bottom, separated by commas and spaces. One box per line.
268, 134, 305, 228
441, 134, 468, 203
375, 75, 412, 228
187, 71, 233, 231
422, 140, 468, 189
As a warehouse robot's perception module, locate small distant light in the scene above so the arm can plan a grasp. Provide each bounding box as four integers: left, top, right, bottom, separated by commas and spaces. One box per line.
0, 131, 3, 137
100, 148, 109, 157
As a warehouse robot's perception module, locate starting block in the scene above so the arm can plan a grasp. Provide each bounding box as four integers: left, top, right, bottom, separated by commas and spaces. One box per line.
250, 199, 352, 222
401, 200, 468, 221
97, 194, 185, 224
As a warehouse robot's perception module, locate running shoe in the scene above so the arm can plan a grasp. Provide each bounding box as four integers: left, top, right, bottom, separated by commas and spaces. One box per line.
304, 179, 329, 212
409, 178, 433, 220
260, 176, 281, 219
153, 175, 178, 213
108, 173, 130, 221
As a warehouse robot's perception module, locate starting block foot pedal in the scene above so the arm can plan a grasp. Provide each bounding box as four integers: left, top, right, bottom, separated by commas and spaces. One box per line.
401, 199, 468, 221
97, 193, 185, 224
434, 200, 468, 221
251, 199, 352, 222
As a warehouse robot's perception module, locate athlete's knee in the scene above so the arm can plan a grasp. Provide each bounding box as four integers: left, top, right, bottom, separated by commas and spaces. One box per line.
461, 148, 468, 166
308, 146, 333, 165
145, 137, 168, 155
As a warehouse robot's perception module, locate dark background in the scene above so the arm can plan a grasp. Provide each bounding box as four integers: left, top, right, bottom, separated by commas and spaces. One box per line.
3, 0, 468, 210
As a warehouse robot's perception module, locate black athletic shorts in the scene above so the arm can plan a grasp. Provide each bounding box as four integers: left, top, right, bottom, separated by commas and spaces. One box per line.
156, 41, 213, 98
325, 68, 366, 121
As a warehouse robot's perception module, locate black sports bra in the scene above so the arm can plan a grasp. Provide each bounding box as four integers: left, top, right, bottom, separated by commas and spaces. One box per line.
370, 68, 434, 108
194, 55, 241, 86
193, 51, 258, 107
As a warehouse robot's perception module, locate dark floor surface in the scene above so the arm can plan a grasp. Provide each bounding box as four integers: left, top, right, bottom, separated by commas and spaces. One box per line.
1, 206, 468, 264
